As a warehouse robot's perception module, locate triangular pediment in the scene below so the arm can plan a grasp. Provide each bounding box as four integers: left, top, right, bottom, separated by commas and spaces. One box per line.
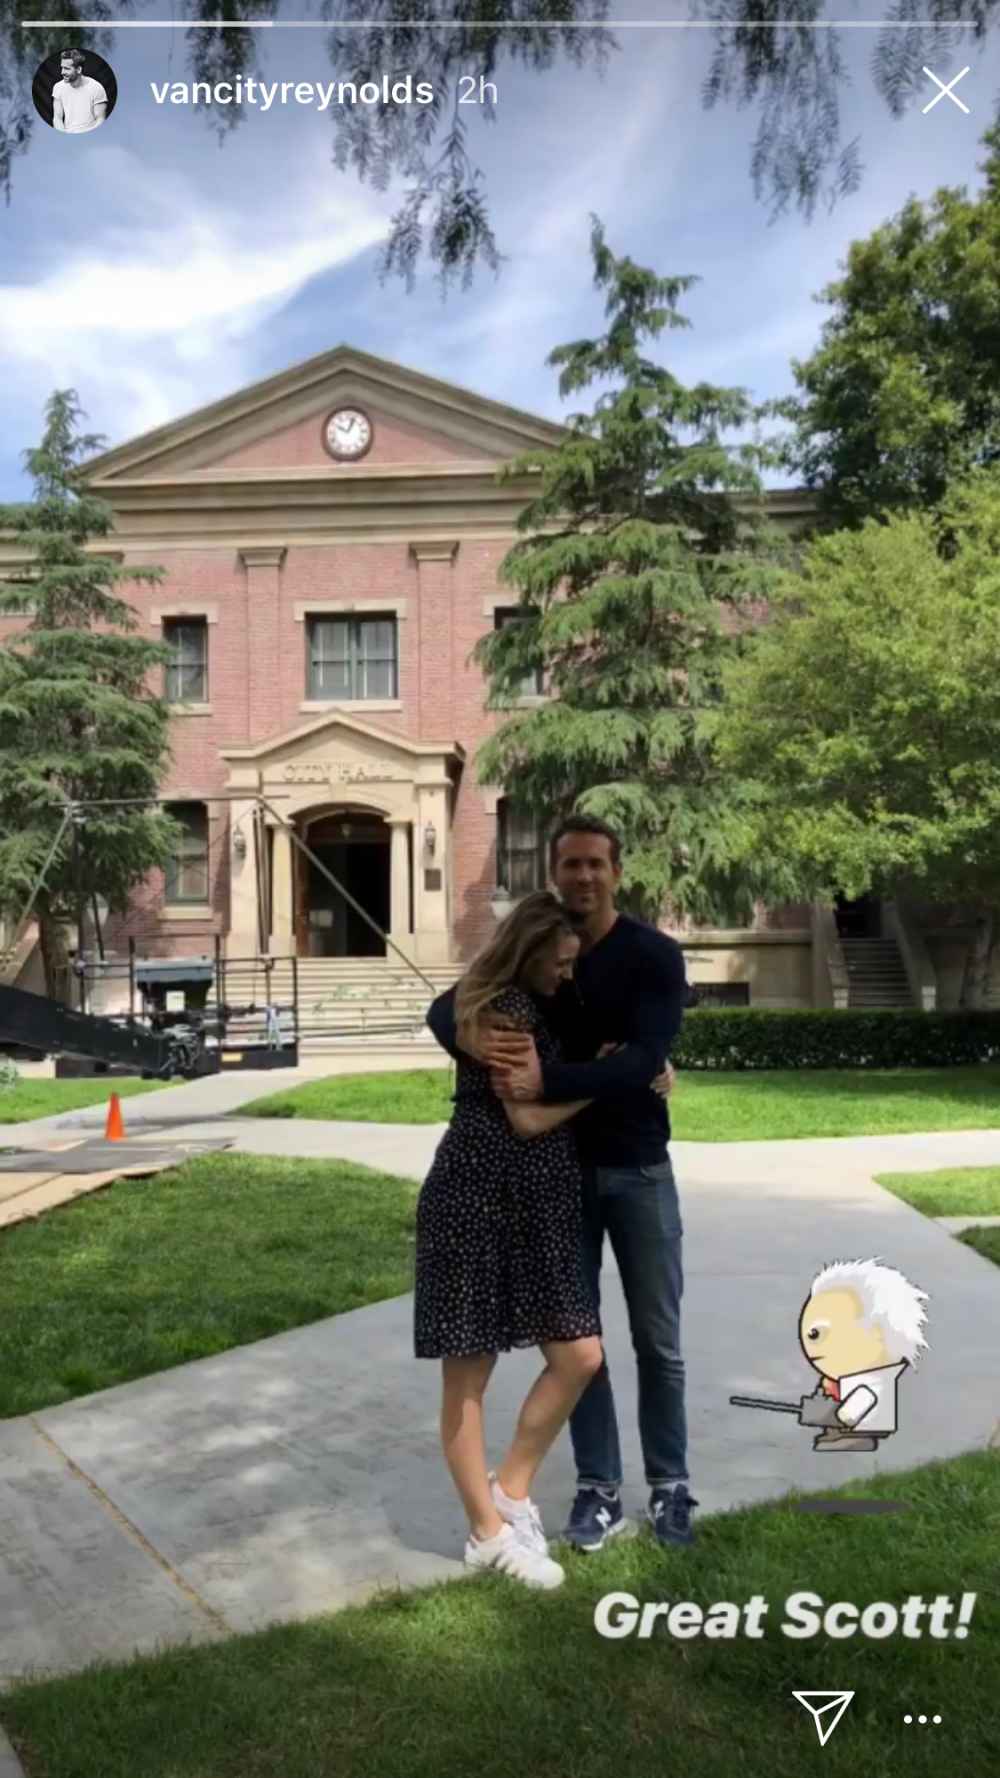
84, 345, 565, 483
221, 708, 464, 773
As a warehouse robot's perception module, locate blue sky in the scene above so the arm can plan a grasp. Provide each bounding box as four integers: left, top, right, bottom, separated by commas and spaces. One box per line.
1, 3, 997, 499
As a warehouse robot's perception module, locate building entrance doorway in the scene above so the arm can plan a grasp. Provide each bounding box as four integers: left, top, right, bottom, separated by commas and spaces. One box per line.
835, 893, 882, 939
295, 811, 390, 956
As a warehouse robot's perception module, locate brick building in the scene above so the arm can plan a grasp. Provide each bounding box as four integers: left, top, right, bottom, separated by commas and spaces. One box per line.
4, 345, 985, 1011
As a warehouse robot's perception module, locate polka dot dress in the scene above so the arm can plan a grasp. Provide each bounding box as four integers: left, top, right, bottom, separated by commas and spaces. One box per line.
414, 984, 602, 1358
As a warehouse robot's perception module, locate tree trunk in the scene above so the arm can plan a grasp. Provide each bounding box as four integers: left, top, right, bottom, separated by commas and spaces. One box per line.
960, 908, 997, 1010
37, 908, 72, 1003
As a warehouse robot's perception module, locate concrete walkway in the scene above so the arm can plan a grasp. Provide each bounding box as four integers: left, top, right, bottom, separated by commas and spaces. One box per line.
0, 1052, 453, 1150
1, 1101, 999, 1713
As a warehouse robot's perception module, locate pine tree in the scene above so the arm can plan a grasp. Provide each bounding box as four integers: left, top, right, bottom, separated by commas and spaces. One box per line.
474, 217, 790, 924
0, 391, 182, 999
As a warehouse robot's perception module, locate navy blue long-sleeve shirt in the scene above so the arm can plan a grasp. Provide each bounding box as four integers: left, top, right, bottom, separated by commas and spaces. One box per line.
425, 912, 687, 1166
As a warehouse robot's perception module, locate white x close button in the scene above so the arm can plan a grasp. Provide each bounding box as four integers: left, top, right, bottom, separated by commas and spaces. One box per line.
922, 66, 971, 114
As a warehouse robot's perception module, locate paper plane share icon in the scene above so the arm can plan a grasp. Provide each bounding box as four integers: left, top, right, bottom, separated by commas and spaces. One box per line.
793, 1690, 855, 1746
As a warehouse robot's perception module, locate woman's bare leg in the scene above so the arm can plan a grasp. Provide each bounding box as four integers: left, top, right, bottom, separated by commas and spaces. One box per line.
441, 1352, 505, 1540
495, 1337, 604, 1500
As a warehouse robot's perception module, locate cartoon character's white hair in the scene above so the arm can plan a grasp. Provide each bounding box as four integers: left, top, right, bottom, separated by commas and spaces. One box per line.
810, 1258, 929, 1365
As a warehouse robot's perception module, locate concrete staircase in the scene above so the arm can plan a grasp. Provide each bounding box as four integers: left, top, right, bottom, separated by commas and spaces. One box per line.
840, 938, 913, 1010
263, 957, 462, 1053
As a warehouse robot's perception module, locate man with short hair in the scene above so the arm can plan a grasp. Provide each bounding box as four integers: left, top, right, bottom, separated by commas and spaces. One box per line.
52, 49, 107, 133
426, 813, 697, 1548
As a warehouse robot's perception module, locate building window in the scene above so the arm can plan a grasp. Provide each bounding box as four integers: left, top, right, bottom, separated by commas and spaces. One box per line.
163, 618, 208, 703
164, 803, 209, 904
493, 607, 544, 697
497, 798, 547, 896
306, 614, 398, 700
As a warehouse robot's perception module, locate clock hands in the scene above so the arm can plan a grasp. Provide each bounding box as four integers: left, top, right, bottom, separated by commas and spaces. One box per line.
326, 411, 371, 455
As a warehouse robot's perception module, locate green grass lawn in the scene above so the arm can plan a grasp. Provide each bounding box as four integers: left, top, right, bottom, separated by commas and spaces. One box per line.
1, 1450, 996, 1778
2, 1141, 998, 1776
962, 1227, 1000, 1267
876, 1166, 1000, 1218
241, 1064, 1000, 1141
243, 1066, 456, 1123
0, 1075, 169, 1124
876, 1166, 1000, 1273
0, 1151, 419, 1420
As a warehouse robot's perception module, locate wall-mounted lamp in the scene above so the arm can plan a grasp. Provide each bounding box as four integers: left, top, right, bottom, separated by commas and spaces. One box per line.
424, 820, 437, 858
489, 884, 514, 922
232, 827, 247, 859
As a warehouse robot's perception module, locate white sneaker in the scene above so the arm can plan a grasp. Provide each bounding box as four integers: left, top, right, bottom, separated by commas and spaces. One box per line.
488, 1470, 549, 1554
464, 1521, 565, 1590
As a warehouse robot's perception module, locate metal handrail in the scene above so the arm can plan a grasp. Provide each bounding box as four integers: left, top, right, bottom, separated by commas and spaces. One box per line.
20, 791, 446, 1011
255, 793, 441, 996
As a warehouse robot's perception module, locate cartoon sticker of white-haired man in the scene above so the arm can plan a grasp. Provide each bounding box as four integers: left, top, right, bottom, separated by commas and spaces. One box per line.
729, 1257, 930, 1452
796, 1258, 930, 1452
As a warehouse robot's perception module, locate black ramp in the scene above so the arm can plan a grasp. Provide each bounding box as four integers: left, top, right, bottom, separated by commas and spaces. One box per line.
0, 1141, 233, 1174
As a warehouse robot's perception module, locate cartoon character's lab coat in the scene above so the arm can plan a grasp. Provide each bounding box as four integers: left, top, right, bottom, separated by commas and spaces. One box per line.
800, 1360, 908, 1447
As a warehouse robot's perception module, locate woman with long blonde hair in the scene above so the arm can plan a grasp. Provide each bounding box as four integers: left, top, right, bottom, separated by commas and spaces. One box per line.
414, 890, 661, 1590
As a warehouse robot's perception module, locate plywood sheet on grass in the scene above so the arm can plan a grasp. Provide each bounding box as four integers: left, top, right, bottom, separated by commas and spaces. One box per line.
0, 1143, 233, 1228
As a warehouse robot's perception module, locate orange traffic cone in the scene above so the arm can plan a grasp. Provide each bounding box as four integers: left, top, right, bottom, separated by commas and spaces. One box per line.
105, 1093, 126, 1141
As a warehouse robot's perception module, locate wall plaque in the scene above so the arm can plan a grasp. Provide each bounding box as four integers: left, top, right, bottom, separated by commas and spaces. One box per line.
282, 763, 329, 784
281, 760, 410, 786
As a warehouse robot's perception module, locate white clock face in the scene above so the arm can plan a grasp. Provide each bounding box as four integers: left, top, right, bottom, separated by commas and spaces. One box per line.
324, 407, 372, 460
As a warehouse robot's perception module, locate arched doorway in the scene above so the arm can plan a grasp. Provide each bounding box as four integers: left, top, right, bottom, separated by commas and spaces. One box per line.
294, 809, 391, 956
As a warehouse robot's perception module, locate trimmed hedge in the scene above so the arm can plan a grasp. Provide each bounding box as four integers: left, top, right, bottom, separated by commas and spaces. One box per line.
673, 1008, 1000, 1070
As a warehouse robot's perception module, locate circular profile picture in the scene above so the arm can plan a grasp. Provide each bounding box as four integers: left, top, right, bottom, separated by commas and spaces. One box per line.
33, 48, 117, 134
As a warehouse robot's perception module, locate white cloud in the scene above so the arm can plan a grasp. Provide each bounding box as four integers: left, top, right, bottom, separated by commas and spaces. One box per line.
0, 140, 391, 449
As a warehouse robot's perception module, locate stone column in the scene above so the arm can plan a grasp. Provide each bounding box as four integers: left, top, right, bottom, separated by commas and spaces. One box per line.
227, 776, 262, 957
389, 819, 411, 944
413, 779, 451, 964
271, 821, 294, 953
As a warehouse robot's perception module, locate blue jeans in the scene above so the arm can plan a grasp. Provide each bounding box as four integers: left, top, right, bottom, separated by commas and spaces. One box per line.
569, 1158, 688, 1489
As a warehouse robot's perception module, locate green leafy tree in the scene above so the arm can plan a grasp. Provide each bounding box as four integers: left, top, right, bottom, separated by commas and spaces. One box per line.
774, 123, 1000, 527
714, 469, 1000, 1005
0, 391, 183, 998
474, 216, 790, 925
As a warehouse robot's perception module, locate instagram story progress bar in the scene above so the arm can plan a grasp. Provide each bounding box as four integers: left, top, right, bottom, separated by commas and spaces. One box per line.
16, 16, 988, 28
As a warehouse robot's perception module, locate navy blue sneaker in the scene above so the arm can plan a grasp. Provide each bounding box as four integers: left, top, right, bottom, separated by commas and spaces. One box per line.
562, 1487, 629, 1552
647, 1483, 698, 1547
